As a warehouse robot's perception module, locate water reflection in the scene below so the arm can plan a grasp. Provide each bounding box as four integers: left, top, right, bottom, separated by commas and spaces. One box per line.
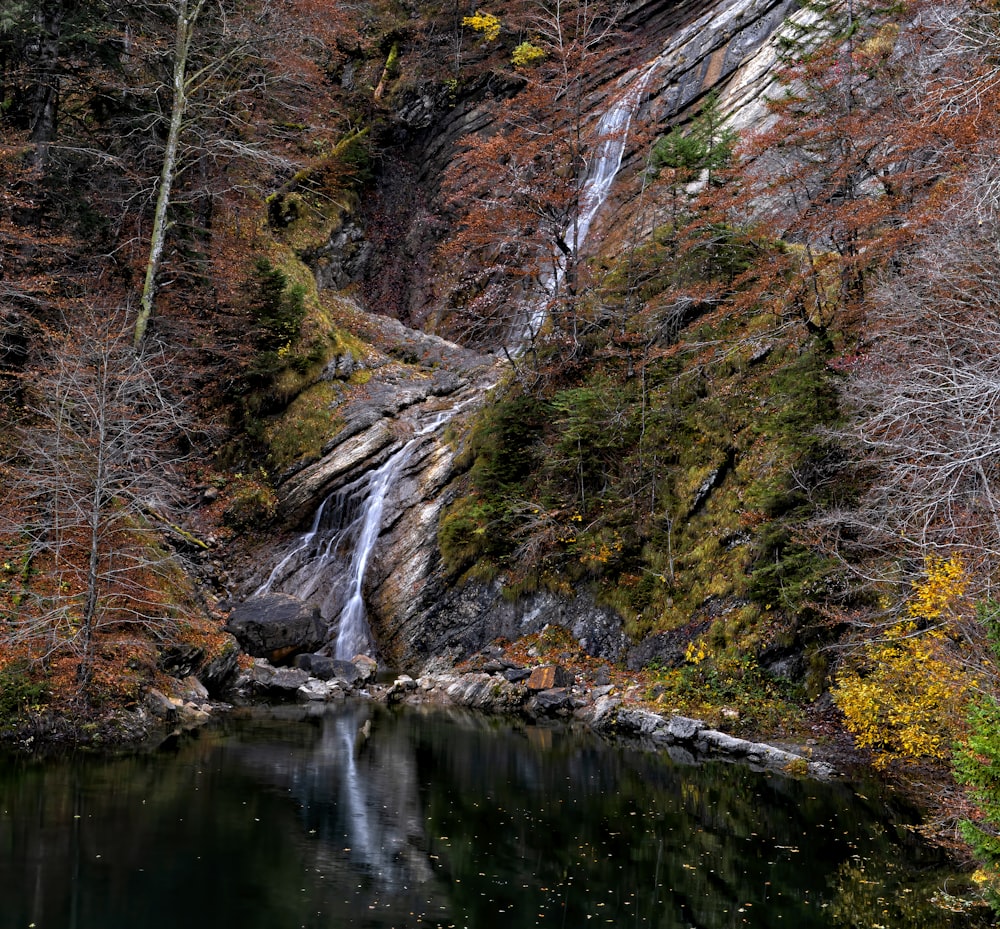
0, 704, 990, 929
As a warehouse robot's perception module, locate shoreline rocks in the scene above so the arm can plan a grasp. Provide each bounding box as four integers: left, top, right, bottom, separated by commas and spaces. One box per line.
379, 657, 839, 780
77, 651, 836, 780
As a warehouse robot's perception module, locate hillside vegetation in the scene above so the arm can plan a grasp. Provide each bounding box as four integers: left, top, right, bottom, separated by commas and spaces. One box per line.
5, 0, 1000, 904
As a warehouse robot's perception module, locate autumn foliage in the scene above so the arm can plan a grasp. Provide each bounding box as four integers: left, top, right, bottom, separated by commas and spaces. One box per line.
832, 556, 974, 768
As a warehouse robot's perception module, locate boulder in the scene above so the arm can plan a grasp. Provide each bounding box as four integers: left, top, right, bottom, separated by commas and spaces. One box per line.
248, 660, 311, 695
352, 654, 378, 682
199, 633, 240, 695
527, 687, 574, 717
294, 654, 361, 684
587, 694, 621, 728
442, 673, 528, 711
667, 716, 706, 741
526, 664, 575, 691
616, 708, 667, 738
226, 593, 326, 663
297, 679, 336, 701
386, 674, 418, 704
145, 687, 178, 722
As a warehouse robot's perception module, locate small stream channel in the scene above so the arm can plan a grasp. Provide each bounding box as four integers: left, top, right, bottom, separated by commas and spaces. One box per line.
0, 703, 988, 929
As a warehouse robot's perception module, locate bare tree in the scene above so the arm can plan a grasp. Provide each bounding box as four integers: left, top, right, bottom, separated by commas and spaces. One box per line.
439, 0, 631, 357
1, 307, 189, 692
831, 162, 1000, 589
129, 0, 359, 346
134, 0, 207, 347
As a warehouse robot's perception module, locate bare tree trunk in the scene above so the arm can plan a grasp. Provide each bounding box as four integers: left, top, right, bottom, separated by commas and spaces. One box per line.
134, 0, 204, 347
26, 0, 64, 170
77, 358, 109, 690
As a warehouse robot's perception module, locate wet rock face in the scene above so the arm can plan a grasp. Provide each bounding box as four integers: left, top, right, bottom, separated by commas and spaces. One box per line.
337, 0, 798, 335
242, 0, 808, 672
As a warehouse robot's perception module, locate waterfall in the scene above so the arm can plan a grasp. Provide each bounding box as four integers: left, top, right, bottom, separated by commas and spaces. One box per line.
518, 61, 659, 344
256, 408, 458, 660
256, 66, 656, 659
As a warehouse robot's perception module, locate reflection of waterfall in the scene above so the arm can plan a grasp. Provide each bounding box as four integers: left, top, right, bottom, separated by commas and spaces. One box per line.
518, 61, 659, 345
256, 409, 458, 659
232, 704, 440, 897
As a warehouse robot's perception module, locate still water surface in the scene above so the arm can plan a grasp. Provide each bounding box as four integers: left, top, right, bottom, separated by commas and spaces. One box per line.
0, 702, 987, 928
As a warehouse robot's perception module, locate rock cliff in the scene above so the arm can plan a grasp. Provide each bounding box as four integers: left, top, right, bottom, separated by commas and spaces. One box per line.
240, 0, 811, 671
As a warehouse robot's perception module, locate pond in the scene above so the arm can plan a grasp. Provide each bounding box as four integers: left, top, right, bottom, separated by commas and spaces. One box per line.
0, 702, 988, 928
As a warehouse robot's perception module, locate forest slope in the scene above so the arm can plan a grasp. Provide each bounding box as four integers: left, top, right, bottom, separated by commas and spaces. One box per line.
4, 0, 1000, 906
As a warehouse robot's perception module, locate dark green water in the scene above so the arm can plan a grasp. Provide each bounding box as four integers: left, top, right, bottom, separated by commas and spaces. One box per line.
0, 702, 988, 929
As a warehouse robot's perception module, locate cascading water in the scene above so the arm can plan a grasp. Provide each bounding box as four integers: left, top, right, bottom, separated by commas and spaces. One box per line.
256, 409, 456, 660
518, 61, 659, 345
257, 67, 656, 659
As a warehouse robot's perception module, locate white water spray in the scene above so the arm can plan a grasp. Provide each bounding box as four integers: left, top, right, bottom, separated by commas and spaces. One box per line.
518, 61, 659, 345
256, 409, 458, 660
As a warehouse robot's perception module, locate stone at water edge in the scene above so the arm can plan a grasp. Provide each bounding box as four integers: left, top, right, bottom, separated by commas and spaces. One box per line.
198, 633, 240, 695
297, 679, 346, 702
351, 654, 377, 682
226, 593, 325, 664
527, 688, 575, 717
248, 660, 311, 694
145, 687, 178, 722
526, 665, 575, 691
295, 654, 363, 684
386, 674, 418, 704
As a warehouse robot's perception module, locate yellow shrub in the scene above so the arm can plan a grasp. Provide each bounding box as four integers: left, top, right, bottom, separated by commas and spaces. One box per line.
833, 624, 970, 767
511, 41, 546, 67
832, 554, 972, 768
462, 11, 501, 41
908, 553, 966, 622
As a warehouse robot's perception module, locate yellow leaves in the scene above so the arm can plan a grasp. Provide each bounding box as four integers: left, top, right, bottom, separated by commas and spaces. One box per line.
511, 41, 545, 68
833, 632, 970, 767
908, 554, 966, 622
462, 10, 501, 42
833, 553, 972, 768
685, 640, 709, 664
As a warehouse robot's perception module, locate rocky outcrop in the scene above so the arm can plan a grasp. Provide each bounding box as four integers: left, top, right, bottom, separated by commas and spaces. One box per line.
226, 593, 326, 663
275, 318, 492, 527
235, 655, 379, 702
239, 0, 821, 674
334, 0, 802, 332
371, 579, 628, 672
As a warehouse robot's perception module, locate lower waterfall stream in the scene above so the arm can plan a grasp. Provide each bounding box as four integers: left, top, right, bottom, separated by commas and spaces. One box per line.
255, 408, 458, 659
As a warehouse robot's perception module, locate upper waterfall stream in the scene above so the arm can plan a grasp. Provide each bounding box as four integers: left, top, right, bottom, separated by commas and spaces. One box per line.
517, 62, 658, 345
